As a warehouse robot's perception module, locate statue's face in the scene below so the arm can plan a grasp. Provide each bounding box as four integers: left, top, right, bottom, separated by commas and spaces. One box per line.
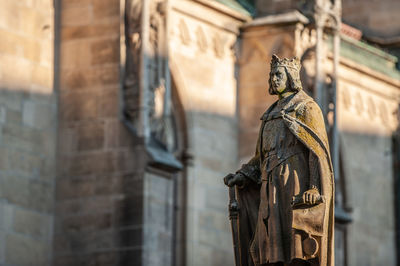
269, 66, 288, 95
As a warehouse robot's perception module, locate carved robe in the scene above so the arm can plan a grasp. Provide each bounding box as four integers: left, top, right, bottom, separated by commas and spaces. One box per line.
236, 90, 334, 266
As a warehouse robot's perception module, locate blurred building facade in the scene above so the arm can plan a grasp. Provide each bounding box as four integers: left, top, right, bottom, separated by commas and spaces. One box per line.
0, 0, 399, 266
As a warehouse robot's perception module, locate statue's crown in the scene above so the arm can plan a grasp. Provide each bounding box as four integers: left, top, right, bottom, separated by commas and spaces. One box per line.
270, 54, 300, 71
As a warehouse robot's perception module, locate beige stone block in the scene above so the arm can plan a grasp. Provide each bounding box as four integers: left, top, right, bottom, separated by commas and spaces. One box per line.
29, 86, 57, 103
2, 175, 53, 213
191, 125, 237, 162
0, 91, 24, 112
0, 231, 4, 264
56, 177, 95, 200
57, 195, 113, 215
198, 227, 231, 250
59, 212, 112, 232
198, 209, 230, 232
61, 0, 91, 8
61, 21, 119, 41
2, 147, 44, 177
2, 204, 14, 232
60, 40, 91, 68
40, 40, 53, 67
5, 109, 22, 124
92, 0, 120, 20
39, 129, 57, 159
98, 88, 118, 118
0, 106, 6, 124
23, 38, 42, 63
60, 65, 119, 90
60, 91, 98, 121
0, 202, 3, 231
1, 134, 38, 154
33, 0, 53, 10
90, 38, 119, 65
0, 54, 33, 89
68, 151, 116, 176
0, 1, 21, 32
13, 208, 51, 239
76, 120, 105, 151
0, 29, 22, 57
0, 146, 10, 172
174, 54, 215, 88
32, 65, 53, 88
5, 233, 49, 266
2, 122, 41, 147
61, 5, 92, 26
19, 7, 52, 39
204, 187, 229, 212
23, 100, 55, 129
105, 120, 135, 148
58, 125, 76, 155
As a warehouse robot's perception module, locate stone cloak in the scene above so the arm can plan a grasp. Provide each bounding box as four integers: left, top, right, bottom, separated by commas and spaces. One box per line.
235, 90, 334, 266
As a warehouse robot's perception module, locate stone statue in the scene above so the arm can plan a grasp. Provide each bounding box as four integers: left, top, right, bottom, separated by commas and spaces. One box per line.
224, 55, 334, 266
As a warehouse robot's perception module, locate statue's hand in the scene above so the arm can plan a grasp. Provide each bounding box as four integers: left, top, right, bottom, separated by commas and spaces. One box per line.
223, 172, 246, 188
303, 188, 320, 205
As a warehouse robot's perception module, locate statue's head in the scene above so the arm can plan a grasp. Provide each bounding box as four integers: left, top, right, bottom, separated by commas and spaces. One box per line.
268, 54, 302, 95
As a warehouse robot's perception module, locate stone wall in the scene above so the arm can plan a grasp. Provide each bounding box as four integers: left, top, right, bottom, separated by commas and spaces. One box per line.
54, 0, 138, 264
336, 57, 400, 265
342, 0, 400, 37
0, 1, 56, 265
169, 1, 247, 265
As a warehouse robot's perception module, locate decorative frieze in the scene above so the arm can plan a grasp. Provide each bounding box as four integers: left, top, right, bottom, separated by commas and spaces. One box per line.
178, 19, 191, 45
196, 26, 208, 52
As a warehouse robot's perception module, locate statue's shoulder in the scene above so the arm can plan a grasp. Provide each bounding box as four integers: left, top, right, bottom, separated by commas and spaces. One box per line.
291, 91, 322, 119
286, 91, 330, 149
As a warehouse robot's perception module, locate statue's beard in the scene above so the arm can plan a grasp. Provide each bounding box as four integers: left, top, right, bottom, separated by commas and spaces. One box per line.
269, 82, 279, 95
268, 79, 277, 95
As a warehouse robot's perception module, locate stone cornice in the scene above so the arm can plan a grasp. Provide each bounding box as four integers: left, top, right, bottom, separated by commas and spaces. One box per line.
193, 0, 251, 22
242, 10, 309, 28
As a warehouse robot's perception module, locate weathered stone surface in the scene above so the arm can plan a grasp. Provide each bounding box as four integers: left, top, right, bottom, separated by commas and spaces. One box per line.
6, 109, 22, 124
60, 65, 119, 90
14, 208, 52, 239
105, 120, 135, 148
61, 21, 119, 41
68, 152, 116, 176
59, 212, 112, 233
0, 231, 4, 264
22, 100, 55, 129
56, 177, 96, 199
32, 65, 53, 88
60, 41, 92, 68
90, 38, 119, 65
61, 5, 92, 26
60, 91, 98, 121
98, 88, 119, 118
2, 175, 53, 213
76, 121, 105, 151
53, 250, 127, 266
0, 0, 55, 265
56, 196, 114, 216
92, 0, 120, 19
5, 233, 49, 266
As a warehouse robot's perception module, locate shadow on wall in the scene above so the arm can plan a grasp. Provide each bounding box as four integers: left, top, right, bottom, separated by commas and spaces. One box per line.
0, 85, 57, 266
393, 104, 400, 264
